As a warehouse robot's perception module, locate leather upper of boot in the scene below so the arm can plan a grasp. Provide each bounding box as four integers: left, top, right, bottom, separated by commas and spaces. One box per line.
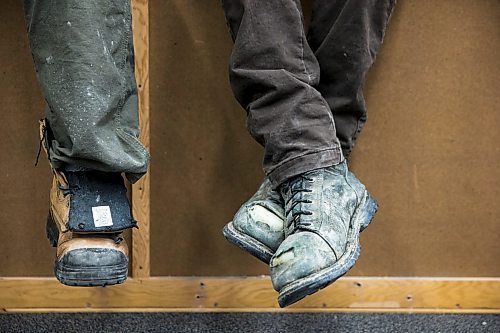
270, 161, 366, 291
232, 177, 286, 251
56, 231, 128, 260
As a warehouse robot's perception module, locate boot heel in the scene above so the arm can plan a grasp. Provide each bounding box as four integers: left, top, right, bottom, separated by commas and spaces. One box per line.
46, 213, 59, 247
359, 191, 378, 231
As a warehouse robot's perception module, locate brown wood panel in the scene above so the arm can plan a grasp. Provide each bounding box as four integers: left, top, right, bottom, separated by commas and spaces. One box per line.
149, 0, 267, 276
149, 0, 500, 276
349, 0, 500, 277
0, 0, 53, 276
1, 277, 499, 311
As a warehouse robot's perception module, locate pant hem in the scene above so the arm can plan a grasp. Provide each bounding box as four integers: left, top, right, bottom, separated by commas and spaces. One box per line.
267, 147, 343, 188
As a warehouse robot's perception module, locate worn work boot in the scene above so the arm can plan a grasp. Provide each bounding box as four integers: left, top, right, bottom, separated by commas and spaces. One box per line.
223, 178, 286, 263
41, 120, 135, 286
270, 160, 378, 307
223, 174, 374, 264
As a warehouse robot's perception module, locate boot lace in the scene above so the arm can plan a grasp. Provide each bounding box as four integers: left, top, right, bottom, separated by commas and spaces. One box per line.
284, 175, 314, 230
58, 184, 80, 196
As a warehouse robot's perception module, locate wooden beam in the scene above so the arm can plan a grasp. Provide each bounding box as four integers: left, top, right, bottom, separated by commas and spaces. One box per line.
5, 308, 499, 314
131, 0, 151, 278
1, 277, 499, 312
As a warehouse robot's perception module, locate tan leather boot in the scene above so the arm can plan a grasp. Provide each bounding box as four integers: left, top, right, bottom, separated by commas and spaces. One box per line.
41, 120, 134, 286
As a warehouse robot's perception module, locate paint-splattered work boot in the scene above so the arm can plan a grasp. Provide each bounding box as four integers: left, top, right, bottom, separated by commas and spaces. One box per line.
41, 120, 136, 286
270, 160, 378, 307
223, 178, 286, 263
222, 174, 374, 264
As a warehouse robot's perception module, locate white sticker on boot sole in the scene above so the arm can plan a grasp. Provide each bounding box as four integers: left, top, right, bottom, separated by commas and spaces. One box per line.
92, 206, 113, 227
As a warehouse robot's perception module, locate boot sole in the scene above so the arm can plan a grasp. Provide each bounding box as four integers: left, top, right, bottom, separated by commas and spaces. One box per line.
223, 222, 274, 264
46, 213, 128, 287
277, 190, 378, 308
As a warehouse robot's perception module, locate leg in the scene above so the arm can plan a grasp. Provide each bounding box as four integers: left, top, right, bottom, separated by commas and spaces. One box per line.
24, 0, 148, 286
307, 0, 396, 156
222, 0, 343, 188
24, 0, 149, 182
220, 0, 344, 265
220, 0, 377, 272
270, 0, 396, 307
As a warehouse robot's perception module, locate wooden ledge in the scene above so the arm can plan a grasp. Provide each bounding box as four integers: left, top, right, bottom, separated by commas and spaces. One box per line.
1, 277, 499, 313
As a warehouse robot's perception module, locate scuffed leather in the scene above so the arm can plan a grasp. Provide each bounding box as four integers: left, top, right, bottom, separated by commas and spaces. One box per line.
232, 177, 286, 251
42, 119, 70, 233
270, 160, 366, 291
50, 170, 71, 233
56, 231, 128, 259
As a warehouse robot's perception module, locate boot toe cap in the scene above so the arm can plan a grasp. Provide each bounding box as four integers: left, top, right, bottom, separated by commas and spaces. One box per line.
59, 248, 128, 268
270, 232, 336, 292
233, 201, 285, 251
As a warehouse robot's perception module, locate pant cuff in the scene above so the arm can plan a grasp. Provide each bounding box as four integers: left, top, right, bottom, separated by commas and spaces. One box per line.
267, 147, 344, 189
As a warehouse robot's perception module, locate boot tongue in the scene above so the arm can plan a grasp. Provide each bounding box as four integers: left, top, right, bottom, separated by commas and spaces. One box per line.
65, 171, 135, 233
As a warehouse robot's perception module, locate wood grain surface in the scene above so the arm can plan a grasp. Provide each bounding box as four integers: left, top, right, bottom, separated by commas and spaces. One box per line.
131, 0, 151, 278
148, 0, 500, 276
1, 277, 499, 312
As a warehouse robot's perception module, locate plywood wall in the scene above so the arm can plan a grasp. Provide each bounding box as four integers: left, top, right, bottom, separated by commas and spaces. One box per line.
0, 0, 53, 276
1, 0, 498, 277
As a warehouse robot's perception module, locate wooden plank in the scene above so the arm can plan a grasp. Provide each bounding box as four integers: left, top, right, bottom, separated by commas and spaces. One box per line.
5, 308, 500, 314
1, 277, 499, 312
131, 0, 151, 278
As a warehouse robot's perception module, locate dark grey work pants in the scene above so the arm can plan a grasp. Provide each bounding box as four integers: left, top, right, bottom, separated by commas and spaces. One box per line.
222, 0, 395, 187
24, 0, 149, 183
